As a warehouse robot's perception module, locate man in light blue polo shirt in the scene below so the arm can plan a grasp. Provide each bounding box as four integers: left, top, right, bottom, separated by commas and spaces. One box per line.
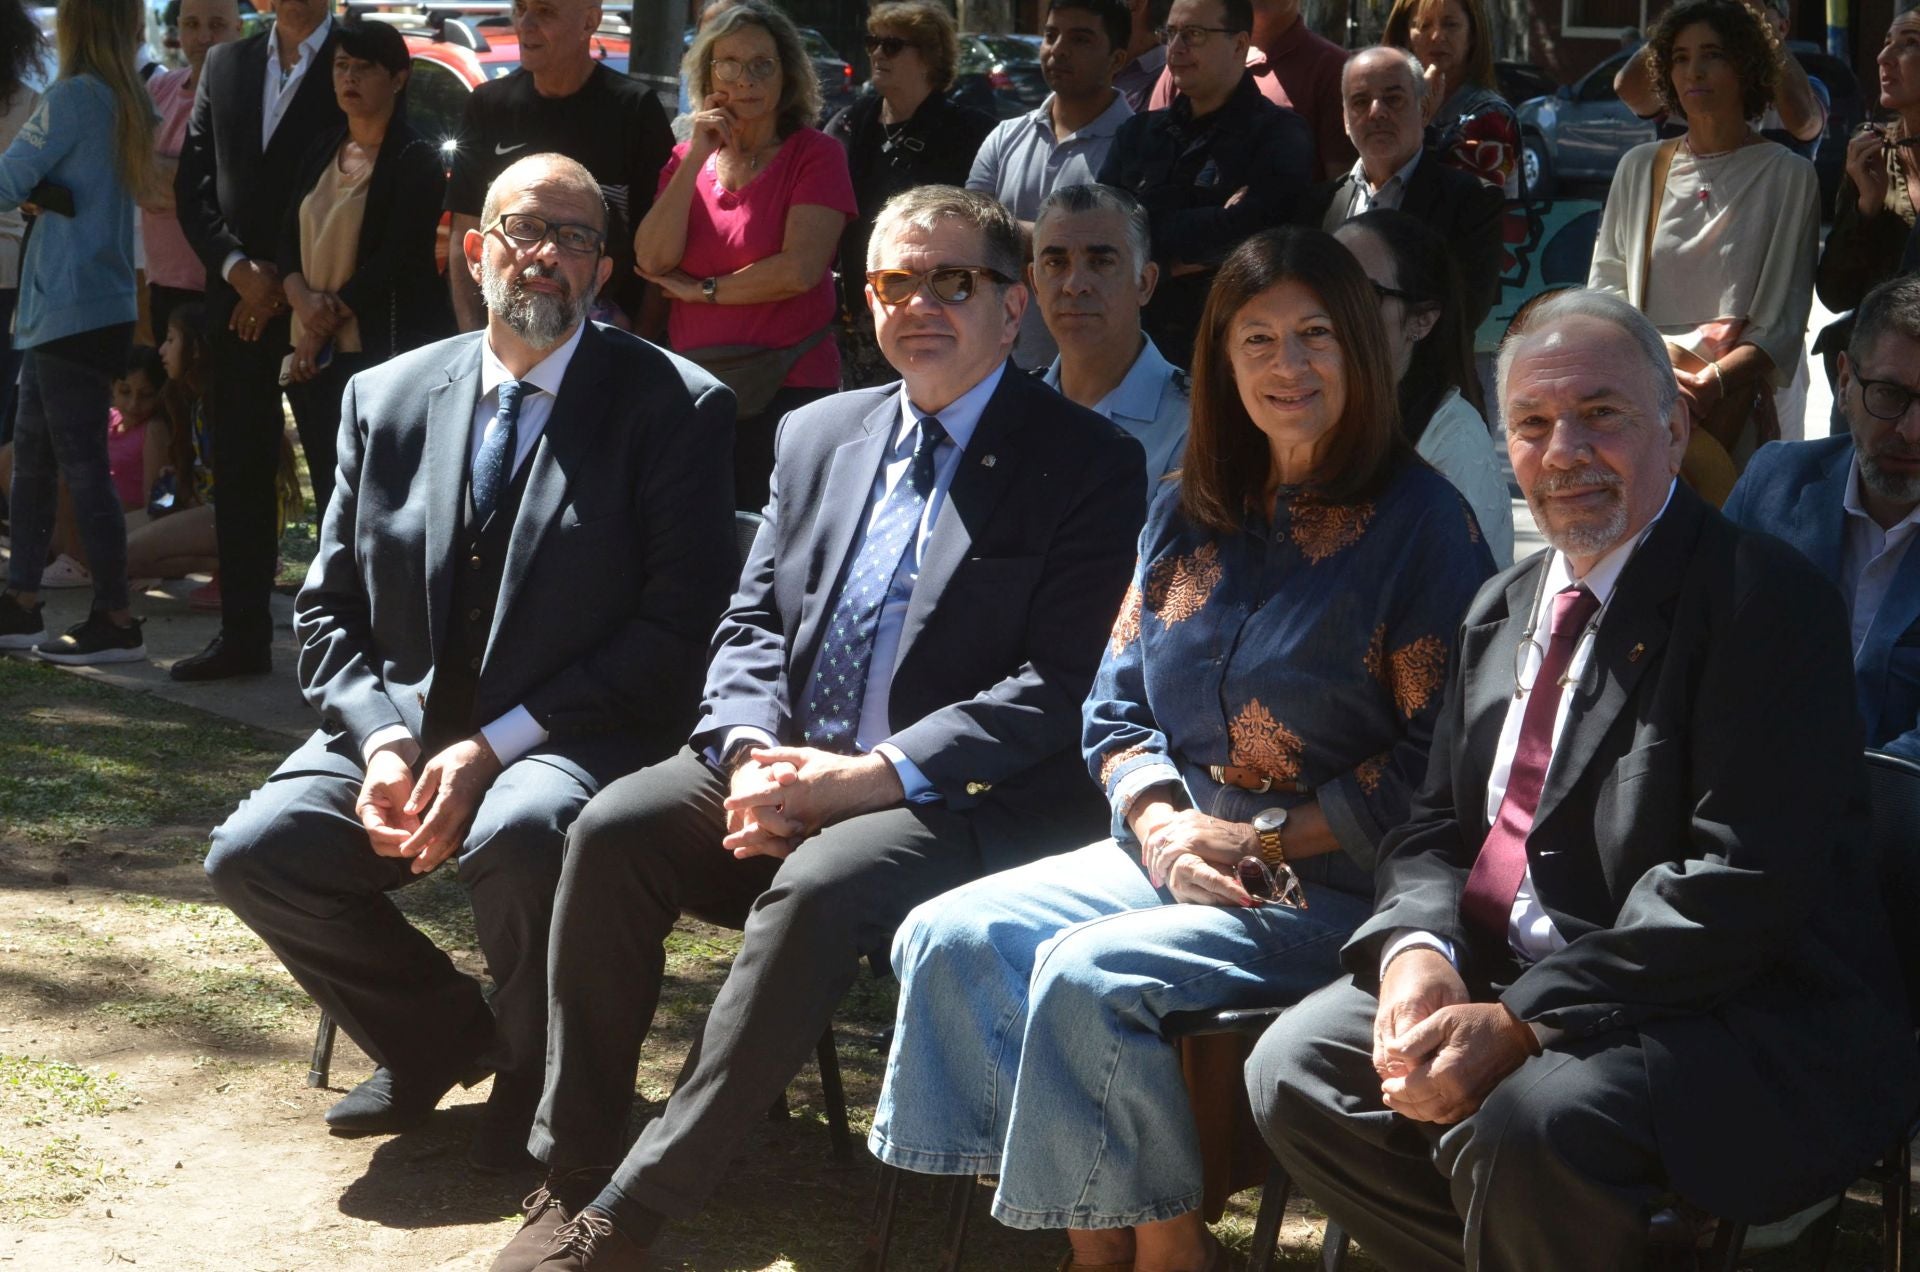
968, 0, 1135, 368
1033, 184, 1190, 495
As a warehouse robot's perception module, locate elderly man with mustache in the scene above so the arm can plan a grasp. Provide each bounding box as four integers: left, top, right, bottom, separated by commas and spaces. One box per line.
1245, 287, 1918, 1270
202, 153, 739, 1174
1726, 275, 1920, 762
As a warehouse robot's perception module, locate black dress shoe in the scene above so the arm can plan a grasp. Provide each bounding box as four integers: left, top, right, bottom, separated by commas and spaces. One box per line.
469, 1072, 542, 1173
325, 1061, 492, 1136
170, 632, 271, 682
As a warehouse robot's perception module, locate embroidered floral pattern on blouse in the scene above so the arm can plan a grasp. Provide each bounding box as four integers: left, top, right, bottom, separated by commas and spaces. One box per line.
1143, 541, 1222, 624
1099, 744, 1152, 790
1388, 635, 1448, 719
1290, 498, 1375, 563
1363, 624, 1386, 685
1110, 581, 1144, 656
1355, 751, 1389, 794
1229, 699, 1303, 785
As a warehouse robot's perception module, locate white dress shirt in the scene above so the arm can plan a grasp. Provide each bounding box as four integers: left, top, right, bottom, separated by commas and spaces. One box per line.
1384, 482, 1675, 974
362, 323, 587, 769
1841, 456, 1920, 657
222, 17, 333, 284
721, 362, 1005, 799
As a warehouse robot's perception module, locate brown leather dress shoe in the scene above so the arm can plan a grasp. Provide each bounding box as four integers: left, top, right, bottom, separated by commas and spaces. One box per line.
489, 1170, 610, 1272
531, 1209, 647, 1269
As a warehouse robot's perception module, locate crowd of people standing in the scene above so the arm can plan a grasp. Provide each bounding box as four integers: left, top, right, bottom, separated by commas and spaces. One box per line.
3, 0, 1920, 1268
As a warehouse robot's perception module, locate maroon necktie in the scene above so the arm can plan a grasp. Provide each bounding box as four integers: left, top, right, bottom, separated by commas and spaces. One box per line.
1460, 584, 1602, 944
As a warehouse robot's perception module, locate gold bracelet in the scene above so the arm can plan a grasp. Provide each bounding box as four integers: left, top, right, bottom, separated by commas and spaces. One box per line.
1705, 359, 1726, 396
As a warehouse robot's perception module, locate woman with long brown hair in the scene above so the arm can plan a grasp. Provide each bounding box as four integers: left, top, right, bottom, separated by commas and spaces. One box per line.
0, 0, 157, 663
867, 227, 1494, 1272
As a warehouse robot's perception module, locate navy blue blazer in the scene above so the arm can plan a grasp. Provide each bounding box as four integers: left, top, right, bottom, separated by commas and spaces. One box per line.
695, 363, 1147, 868
1724, 435, 1920, 760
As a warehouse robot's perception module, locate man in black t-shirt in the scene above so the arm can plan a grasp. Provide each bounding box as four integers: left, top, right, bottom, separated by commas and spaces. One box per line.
445, 0, 672, 329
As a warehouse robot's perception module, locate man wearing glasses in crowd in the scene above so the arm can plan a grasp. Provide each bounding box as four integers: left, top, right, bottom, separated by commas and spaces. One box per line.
203, 154, 738, 1175
489, 185, 1144, 1271
1726, 275, 1920, 761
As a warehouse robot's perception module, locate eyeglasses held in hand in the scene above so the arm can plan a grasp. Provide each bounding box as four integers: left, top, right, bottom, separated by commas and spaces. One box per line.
1154, 23, 1240, 46
1236, 855, 1309, 909
1857, 375, 1920, 422
865, 35, 912, 56
866, 266, 1016, 306
486, 213, 605, 256
712, 55, 779, 84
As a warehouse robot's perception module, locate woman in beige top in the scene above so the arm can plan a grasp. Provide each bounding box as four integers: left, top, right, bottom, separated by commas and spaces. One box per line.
1589, 0, 1819, 500
276, 19, 451, 521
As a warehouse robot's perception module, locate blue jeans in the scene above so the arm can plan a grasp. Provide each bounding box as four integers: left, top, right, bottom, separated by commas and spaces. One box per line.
7, 341, 128, 610
868, 841, 1373, 1231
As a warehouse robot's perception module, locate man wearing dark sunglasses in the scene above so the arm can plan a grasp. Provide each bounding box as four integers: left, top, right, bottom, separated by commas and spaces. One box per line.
200, 154, 739, 1176
492, 185, 1145, 1271
1726, 275, 1920, 763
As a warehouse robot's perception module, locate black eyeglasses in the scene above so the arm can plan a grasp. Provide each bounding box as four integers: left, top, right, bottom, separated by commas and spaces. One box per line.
1236, 856, 1309, 909
1857, 374, 1920, 422
486, 212, 605, 257
866, 35, 912, 56
1154, 23, 1240, 46
866, 266, 1016, 306
1370, 280, 1416, 305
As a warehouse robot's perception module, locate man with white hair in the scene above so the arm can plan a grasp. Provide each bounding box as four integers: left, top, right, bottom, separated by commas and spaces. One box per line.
202, 154, 737, 1173
1244, 287, 1918, 1268
1031, 183, 1189, 490
1296, 45, 1503, 328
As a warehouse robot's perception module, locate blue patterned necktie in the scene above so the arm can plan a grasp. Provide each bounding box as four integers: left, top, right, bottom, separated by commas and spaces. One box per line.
473, 378, 525, 525
797, 415, 948, 753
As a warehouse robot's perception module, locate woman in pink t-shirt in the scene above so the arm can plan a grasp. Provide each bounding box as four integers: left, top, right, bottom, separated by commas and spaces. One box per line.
637, 0, 855, 510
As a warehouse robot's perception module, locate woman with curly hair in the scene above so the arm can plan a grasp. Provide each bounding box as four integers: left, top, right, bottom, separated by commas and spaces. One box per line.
1383, 0, 1520, 198
1589, 0, 1818, 501
866, 227, 1493, 1272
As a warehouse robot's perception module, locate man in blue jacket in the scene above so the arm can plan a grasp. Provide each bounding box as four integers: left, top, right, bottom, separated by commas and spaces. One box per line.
1724, 275, 1920, 760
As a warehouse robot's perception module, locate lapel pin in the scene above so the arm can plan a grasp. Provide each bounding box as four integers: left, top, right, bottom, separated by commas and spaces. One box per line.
1628, 642, 1645, 662
980, 454, 997, 468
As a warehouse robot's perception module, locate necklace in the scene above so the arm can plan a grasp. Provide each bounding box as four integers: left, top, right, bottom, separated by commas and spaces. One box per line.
1681, 135, 1739, 208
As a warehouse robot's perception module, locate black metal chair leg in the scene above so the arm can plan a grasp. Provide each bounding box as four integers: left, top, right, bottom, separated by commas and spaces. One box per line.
860, 1163, 905, 1272
1885, 1138, 1912, 1272
1321, 1218, 1351, 1270
817, 1026, 853, 1162
934, 1173, 974, 1272
1706, 1220, 1748, 1272
1245, 1161, 1290, 1272
307, 1012, 336, 1089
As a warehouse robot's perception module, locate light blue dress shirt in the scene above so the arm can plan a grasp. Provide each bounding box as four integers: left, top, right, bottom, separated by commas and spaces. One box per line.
1042, 336, 1189, 494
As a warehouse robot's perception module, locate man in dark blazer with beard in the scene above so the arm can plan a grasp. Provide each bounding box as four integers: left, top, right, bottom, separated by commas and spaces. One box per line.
203, 156, 737, 1172
489, 185, 1144, 1271
1246, 288, 1919, 1270
173, 0, 344, 681
1297, 45, 1504, 329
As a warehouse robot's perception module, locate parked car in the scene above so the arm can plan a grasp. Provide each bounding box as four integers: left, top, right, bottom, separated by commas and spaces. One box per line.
1516, 42, 1862, 208
1495, 59, 1556, 109
800, 25, 857, 120
957, 31, 1046, 118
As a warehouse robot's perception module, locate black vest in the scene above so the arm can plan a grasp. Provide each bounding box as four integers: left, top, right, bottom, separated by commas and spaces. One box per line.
422, 455, 535, 756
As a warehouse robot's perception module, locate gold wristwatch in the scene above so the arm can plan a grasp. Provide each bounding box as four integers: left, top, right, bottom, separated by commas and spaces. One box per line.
1253, 807, 1288, 866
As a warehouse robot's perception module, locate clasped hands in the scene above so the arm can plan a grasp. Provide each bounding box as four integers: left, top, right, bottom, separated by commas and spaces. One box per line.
286, 288, 351, 383
721, 746, 905, 859
229, 259, 287, 343
1371, 947, 1538, 1125
354, 734, 504, 875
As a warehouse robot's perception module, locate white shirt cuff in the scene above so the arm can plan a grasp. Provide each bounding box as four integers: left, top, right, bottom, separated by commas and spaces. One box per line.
1380, 929, 1458, 981
873, 742, 938, 804
361, 723, 415, 764
705, 725, 780, 770
221, 251, 249, 285
478, 705, 548, 768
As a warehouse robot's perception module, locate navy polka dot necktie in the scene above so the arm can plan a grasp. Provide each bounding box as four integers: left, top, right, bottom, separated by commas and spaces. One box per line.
473, 378, 525, 525
797, 416, 948, 753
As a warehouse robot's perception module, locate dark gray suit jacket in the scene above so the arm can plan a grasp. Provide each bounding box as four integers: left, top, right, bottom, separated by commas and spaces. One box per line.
1349, 485, 1920, 1222
696, 363, 1146, 867
292, 323, 738, 788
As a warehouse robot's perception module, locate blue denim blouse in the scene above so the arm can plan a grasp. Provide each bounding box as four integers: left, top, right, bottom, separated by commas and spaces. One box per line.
1086, 461, 1496, 875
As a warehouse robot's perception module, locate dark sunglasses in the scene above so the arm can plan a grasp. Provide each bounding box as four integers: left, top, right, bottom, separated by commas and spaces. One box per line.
1236, 855, 1309, 909
866, 266, 1016, 306
866, 35, 913, 56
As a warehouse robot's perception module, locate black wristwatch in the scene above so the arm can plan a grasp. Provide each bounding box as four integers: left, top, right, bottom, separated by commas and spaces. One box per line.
1252, 807, 1289, 866
701, 276, 719, 303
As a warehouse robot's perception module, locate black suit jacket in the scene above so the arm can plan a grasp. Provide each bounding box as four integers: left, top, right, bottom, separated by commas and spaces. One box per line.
176, 26, 346, 306
1348, 485, 1920, 1222
293, 323, 739, 788
1298, 151, 1505, 330
276, 119, 456, 360
696, 365, 1146, 868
